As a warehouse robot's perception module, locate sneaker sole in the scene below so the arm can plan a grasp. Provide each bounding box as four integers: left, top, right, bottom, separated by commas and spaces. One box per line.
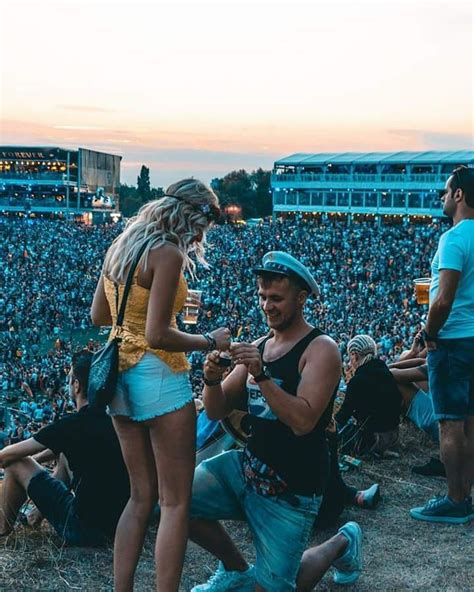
333, 571, 361, 585
410, 509, 471, 524
365, 485, 381, 509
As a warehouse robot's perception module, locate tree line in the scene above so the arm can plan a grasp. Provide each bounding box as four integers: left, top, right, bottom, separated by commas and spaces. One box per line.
119, 166, 271, 219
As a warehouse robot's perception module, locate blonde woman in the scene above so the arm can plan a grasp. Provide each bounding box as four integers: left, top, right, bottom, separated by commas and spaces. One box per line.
91, 179, 231, 592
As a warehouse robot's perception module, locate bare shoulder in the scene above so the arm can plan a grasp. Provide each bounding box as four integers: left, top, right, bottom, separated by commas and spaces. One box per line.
147, 241, 184, 268
304, 334, 341, 363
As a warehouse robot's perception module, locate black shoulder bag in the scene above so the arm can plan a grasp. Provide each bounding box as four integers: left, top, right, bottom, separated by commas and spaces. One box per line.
88, 243, 148, 410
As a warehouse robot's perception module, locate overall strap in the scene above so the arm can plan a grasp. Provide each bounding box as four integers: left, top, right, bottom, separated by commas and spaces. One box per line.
115, 242, 149, 327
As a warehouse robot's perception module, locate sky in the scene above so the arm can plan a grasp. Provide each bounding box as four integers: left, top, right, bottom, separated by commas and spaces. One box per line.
1, 0, 472, 187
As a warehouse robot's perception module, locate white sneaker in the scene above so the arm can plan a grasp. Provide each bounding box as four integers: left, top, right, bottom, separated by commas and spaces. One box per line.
191, 562, 255, 591
332, 521, 363, 585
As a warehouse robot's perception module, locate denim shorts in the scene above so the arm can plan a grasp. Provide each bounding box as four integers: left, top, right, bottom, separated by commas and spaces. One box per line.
428, 337, 474, 421
27, 471, 108, 546
109, 352, 193, 421
407, 389, 439, 443
191, 450, 321, 592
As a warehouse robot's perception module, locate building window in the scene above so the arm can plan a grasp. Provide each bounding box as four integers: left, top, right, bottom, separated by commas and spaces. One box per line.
393, 194, 405, 208
298, 192, 310, 206
311, 193, 323, 206
286, 193, 297, 205
365, 194, 378, 208
326, 193, 336, 206
352, 192, 363, 206
274, 194, 285, 205
337, 192, 349, 206
408, 193, 422, 208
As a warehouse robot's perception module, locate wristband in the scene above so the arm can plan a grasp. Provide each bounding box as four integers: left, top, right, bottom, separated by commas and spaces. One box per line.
203, 376, 222, 387
253, 367, 272, 383
422, 329, 437, 342
202, 333, 217, 352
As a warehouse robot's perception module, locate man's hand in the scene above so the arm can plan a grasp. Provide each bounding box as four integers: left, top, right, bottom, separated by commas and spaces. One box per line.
203, 351, 227, 381
26, 506, 44, 528
230, 343, 263, 378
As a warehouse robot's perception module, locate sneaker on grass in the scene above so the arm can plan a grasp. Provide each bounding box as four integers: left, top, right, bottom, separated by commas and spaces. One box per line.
410, 495, 472, 524
353, 483, 381, 509
191, 562, 255, 592
332, 521, 363, 585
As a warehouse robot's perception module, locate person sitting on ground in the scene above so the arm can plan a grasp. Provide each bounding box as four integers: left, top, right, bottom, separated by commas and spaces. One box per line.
0, 349, 130, 546
336, 335, 402, 457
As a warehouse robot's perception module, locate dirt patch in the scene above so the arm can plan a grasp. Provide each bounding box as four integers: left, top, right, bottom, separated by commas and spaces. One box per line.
1, 423, 472, 591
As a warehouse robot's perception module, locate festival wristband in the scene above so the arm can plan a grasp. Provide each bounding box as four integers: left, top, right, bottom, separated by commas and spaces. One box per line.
203, 376, 222, 387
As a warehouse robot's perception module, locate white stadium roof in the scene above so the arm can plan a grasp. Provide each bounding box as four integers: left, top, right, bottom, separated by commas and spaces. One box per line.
275, 150, 474, 166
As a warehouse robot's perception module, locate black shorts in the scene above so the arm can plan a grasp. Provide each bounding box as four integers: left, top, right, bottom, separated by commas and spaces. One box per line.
27, 471, 108, 547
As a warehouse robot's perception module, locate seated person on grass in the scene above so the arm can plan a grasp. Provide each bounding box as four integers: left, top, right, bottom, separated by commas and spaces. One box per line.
0, 349, 130, 546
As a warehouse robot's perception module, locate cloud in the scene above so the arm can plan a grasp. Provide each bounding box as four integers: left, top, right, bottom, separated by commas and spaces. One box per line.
99, 146, 279, 186
57, 104, 115, 113
388, 129, 473, 150
53, 125, 106, 131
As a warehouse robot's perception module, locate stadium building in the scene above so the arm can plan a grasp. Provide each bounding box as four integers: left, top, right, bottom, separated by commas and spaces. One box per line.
0, 146, 121, 222
271, 151, 474, 221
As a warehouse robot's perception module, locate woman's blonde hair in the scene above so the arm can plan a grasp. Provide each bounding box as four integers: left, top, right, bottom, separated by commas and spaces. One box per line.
103, 178, 220, 283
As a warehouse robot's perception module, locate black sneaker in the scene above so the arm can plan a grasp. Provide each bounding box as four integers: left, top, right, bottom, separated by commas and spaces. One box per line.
412, 457, 446, 477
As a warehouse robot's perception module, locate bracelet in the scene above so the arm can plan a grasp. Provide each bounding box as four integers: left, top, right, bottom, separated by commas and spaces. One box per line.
422, 329, 437, 342
202, 333, 217, 352
203, 376, 222, 387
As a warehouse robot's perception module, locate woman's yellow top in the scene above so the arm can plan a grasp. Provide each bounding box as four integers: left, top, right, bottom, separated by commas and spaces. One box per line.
103, 270, 190, 373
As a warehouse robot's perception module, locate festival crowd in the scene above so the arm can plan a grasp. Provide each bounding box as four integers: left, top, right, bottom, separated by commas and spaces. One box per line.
0, 164, 472, 592
0, 214, 448, 440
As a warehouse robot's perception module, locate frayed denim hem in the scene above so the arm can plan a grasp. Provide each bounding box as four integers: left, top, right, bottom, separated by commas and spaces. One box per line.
108, 396, 195, 422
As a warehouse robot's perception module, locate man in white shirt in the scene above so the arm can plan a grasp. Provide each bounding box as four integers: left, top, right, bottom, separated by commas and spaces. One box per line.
411, 165, 474, 524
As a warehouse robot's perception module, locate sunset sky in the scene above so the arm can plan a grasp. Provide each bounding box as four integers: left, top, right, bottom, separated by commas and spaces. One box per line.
1, 0, 472, 187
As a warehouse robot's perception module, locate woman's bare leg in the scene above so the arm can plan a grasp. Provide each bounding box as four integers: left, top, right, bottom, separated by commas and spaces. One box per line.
148, 401, 196, 592
112, 416, 158, 592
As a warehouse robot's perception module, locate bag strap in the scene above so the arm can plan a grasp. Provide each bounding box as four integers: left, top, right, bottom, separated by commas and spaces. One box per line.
115, 242, 149, 327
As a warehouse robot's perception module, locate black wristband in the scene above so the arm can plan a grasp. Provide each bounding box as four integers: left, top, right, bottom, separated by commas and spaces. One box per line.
203, 376, 222, 387
253, 367, 272, 383
422, 329, 437, 342
202, 333, 217, 352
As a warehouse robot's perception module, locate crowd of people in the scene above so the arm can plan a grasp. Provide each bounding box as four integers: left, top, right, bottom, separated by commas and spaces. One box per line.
0, 214, 448, 422
0, 165, 472, 591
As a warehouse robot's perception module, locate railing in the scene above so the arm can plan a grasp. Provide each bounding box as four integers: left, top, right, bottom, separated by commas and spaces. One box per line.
271, 172, 444, 184
0, 197, 112, 211
0, 172, 72, 182
273, 204, 444, 216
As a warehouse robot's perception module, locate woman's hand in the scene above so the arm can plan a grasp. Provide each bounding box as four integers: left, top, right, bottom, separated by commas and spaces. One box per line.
209, 327, 231, 351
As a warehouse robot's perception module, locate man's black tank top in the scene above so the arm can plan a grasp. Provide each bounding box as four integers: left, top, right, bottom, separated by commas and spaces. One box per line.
246, 327, 335, 496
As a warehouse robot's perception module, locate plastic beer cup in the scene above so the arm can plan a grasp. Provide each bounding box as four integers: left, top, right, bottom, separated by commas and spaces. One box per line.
183, 290, 202, 325
414, 278, 431, 305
